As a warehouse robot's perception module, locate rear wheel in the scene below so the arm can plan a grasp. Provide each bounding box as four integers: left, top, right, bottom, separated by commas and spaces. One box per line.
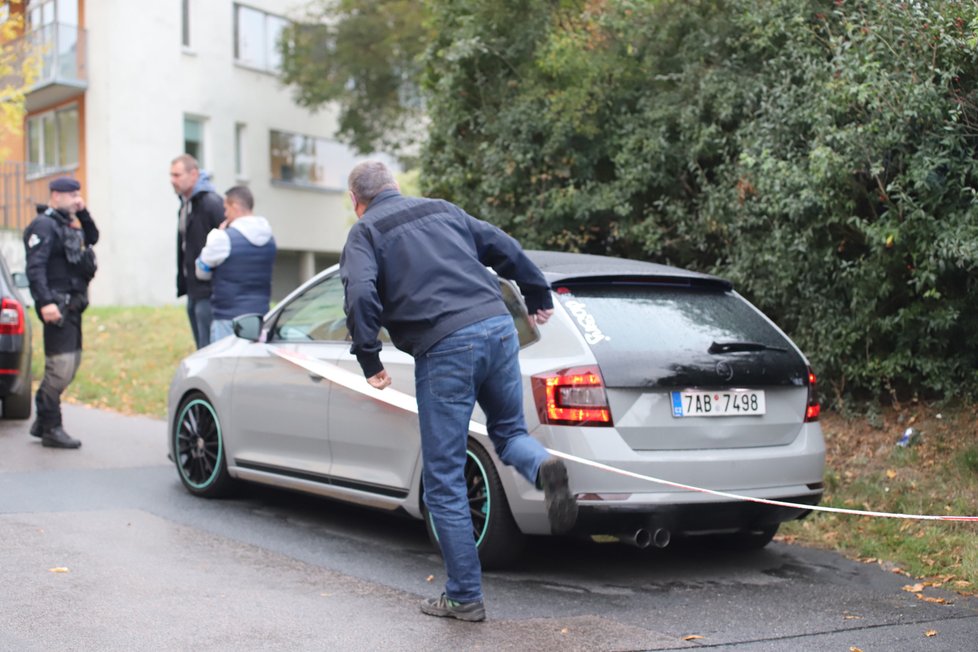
3, 372, 32, 420
423, 441, 525, 569
173, 392, 234, 498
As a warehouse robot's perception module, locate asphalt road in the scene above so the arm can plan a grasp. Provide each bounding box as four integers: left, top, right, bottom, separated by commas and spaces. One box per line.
1, 404, 975, 651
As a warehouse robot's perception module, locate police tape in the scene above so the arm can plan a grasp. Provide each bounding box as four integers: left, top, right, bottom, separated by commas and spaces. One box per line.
271, 348, 978, 524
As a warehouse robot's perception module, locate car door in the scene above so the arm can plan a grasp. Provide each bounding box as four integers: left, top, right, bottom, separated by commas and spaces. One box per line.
328, 326, 420, 496
227, 273, 350, 477
326, 278, 541, 496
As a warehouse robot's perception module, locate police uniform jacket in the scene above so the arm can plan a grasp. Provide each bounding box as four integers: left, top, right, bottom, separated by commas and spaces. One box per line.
24, 204, 99, 313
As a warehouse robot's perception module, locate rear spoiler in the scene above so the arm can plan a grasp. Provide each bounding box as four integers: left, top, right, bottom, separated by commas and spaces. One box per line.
548, 274, 733, 292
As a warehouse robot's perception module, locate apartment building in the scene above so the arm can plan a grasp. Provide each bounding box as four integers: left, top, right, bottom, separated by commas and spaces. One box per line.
1, 0, 374, 305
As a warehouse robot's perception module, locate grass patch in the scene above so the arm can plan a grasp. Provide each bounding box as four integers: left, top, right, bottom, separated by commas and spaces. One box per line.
29, 305, 195, 418
24, 306, 978, 593
782, 407, 978, 595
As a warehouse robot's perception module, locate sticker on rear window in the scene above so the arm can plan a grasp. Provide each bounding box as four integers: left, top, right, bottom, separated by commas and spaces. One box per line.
561, 298, 611, 345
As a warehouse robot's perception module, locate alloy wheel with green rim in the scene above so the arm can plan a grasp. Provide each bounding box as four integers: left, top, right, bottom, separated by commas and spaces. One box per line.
174, 395, 229, 495
428, 449, 491, 546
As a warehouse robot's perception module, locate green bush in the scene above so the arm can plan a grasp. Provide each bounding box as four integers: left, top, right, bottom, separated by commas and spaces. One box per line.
421, 0, 978, 404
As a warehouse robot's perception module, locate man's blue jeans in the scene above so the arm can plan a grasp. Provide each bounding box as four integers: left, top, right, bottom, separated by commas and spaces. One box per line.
210, 318, 234, 342
186, 296, 213, 349
415, 314, 550, 603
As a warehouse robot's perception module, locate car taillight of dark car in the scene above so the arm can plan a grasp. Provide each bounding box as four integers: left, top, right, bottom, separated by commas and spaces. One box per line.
0, 297, 24, 336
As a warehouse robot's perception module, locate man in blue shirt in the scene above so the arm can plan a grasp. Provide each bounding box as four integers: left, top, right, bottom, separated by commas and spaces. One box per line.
340, 161, 577, 622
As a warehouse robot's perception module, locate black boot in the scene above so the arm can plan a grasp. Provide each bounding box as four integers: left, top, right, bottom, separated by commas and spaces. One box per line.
29, 420, 43, 438
41, 426, 82, 449
537, 458, 578, 534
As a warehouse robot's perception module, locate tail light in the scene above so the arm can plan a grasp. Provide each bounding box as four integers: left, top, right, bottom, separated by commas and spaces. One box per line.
0, 297, 24, 335
805, 367, 820, 422
531, 365, 612, 426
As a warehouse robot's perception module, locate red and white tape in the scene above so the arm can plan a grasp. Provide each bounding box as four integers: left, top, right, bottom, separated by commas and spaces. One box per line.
272, 348, 978, 523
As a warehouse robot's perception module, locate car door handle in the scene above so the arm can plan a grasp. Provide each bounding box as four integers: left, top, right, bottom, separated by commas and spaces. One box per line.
309, 373, 324, 382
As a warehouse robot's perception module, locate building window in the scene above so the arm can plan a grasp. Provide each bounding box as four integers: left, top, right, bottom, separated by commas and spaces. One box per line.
234, 122, 247, 179
26, 103, 79, 177
233, 4, 287, 73
184, 116, 205, 165
181, 0, 190, 47
270, 130, 364, 191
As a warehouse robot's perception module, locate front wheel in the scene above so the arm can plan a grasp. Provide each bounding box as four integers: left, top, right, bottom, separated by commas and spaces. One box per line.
423, 440, 525, 569
173, 392, 235, 498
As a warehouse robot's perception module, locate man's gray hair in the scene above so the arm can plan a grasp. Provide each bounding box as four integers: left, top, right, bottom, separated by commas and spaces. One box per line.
171, 153, 199, 171
348, 160, 398, 205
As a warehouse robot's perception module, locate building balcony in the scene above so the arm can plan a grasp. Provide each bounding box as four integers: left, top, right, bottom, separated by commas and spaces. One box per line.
22, 23, 88, 113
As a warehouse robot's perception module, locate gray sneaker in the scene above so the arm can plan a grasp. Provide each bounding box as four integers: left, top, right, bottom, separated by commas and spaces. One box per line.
538, 458, 578, 534
420, 594, 486, 622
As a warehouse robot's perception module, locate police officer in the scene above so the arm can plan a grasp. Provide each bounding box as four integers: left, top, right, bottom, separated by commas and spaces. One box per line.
24, 177, 99, 449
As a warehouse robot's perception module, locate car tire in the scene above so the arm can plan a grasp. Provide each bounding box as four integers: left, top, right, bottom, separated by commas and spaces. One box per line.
423, 440, 525, 570
3, 372, 32, 420
173, 392, 235, 498
715, 523, 780, 550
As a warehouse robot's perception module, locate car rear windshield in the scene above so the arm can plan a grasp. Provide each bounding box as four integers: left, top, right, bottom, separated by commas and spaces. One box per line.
553, 282, 806, 388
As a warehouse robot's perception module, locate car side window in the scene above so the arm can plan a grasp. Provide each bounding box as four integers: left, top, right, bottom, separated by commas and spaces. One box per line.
270, 274, 390, 343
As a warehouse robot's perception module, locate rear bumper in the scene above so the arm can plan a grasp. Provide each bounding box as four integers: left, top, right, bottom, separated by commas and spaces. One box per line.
500, 421, 825, 535
573, 491, 822, 536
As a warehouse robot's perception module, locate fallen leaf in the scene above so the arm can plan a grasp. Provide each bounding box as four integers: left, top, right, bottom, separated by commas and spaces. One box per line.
903, 583, 925, 593
925, 630, 937, 637
48, 567, 69, 573
426, 575, 435, 582
953, 580, 972, 588
885, 469, 897, 479
850, 647, 864, 652
915, 594, 949, 605
560, 628, 569, 634
683, 635, 704, 641
843, 614, 863, 620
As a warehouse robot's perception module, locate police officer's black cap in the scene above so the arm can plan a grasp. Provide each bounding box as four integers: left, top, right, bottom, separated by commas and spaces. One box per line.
49, 177, 80, 192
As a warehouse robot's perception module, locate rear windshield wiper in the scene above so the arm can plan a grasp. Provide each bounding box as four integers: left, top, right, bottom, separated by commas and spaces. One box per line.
708, 340, 788, 354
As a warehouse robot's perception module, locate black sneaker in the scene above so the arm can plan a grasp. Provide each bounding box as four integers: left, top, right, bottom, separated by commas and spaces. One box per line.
41, 426, 82, 449
29, 420, 43, 438
420, 594, 486, 622
538, 458, 578, 534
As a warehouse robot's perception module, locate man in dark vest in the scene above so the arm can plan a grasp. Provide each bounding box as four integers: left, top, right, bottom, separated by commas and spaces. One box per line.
195, 185, 276, 341
23, 176, 98, 449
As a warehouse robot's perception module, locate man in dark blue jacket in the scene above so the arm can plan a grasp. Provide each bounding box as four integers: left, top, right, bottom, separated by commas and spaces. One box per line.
341, 161, 577, 622
24, 177, 98, 449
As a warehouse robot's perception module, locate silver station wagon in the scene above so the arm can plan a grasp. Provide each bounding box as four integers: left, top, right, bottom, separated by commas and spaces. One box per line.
168, 251, 825, 567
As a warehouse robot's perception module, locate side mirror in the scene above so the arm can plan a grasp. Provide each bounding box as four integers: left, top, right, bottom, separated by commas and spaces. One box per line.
232, 313, 263, 342
12, 272, 29, 289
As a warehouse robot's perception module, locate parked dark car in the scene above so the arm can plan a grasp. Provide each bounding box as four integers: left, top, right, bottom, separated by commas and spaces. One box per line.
0, 251, 32, 420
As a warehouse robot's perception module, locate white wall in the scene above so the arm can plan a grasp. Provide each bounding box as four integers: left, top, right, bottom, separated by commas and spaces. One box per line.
83, 0, 358, 306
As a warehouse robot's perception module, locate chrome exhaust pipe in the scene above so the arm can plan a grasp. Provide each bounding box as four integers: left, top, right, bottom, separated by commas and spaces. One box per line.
651, 527, 671, 548
617, 528, 652, 549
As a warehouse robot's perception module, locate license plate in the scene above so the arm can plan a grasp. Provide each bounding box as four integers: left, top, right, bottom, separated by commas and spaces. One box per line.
671, 390, 765, 417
